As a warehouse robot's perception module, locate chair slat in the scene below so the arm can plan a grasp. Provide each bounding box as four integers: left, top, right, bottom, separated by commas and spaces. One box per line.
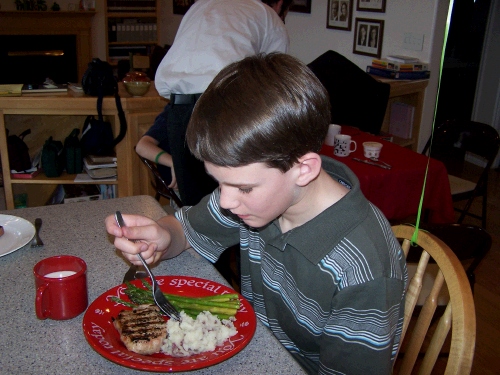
418, 303, 452, 375
400, 270, 445, 374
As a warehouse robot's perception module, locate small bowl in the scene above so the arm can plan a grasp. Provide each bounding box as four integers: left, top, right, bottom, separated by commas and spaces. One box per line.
123, 81, 151, 97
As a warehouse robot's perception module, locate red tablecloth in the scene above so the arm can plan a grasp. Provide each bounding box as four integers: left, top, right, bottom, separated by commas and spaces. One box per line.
321, 127, 455, 223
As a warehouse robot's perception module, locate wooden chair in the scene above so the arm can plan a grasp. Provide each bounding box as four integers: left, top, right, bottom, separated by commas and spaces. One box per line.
135, 150, 183, 209
392, 224, 476, 375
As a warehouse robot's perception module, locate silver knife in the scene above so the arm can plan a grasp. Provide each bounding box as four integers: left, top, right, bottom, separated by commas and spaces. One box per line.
115, 212, 148, 283
352, 158, 392, 169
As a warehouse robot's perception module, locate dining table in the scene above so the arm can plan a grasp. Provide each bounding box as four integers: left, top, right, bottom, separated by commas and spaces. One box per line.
0, 195, 306, 375
321, 127, 455, 224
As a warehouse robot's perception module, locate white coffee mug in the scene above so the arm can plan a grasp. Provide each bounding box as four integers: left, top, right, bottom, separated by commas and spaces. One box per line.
325, 124, 342, 146
334, 134, 357, 157
363, 142, 383, 159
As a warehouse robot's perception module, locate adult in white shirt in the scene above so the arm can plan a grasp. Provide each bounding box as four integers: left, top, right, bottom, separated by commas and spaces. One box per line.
136, 0, 291, 207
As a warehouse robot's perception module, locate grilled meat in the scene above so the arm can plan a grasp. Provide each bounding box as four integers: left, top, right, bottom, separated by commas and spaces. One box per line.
113, 304, 167, 355
0, 225, 3, 237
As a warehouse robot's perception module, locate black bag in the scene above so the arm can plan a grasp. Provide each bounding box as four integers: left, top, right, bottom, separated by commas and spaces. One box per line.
7, 128, 32, 172
80, 58, 127, 156
42, 136, 65, 177
64, 128, 83, 174
81, 58, 117, 97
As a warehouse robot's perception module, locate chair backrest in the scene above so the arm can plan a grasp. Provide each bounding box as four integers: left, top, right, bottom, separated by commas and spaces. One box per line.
307, 50, 390, 135
135, 151, 183, 209
422, 119, 500, 178
417, 223, 492, 291
392, 224, 476, 375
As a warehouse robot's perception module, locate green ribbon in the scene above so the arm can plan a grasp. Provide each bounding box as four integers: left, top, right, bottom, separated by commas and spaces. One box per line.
411, 0, 455, 246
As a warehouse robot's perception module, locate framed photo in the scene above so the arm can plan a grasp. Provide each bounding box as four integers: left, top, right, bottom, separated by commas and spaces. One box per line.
356, 0, 386, 13
353, 18, 384, 58
173, 0, 195, 15
327, 0, 353, 31
290, 0, 311, 14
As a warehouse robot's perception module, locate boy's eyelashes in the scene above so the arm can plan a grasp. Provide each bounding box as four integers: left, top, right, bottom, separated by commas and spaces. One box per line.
239, 187, 253, 194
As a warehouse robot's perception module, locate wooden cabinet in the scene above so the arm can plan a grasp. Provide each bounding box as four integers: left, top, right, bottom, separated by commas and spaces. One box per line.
372, 77, 429, 151
0, 83, 167, 210
105, 0, 159, 66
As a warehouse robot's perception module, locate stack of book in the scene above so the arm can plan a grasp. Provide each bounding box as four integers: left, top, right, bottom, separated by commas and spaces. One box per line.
367, 55, 430, 80
83, 155, 117, 180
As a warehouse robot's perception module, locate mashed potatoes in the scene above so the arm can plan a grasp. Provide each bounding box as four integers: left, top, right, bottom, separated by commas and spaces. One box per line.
161, 311, 237, 357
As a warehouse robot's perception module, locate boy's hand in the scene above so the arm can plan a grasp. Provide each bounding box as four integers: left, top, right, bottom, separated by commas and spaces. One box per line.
105, 213, 172, 265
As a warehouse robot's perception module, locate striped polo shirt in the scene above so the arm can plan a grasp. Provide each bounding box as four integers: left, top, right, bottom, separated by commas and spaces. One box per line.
175, 156, 407, 374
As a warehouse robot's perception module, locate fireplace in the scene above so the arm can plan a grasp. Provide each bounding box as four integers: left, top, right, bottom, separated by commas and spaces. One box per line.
0, 11, 95, 84
0, 35, 78, 84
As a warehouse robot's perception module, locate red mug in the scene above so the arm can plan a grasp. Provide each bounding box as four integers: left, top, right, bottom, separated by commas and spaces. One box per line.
34, 255, 88, 320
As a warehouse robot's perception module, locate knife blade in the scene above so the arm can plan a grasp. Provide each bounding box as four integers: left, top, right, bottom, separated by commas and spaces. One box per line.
115, 212, 148, 283
352, 157, 392, 169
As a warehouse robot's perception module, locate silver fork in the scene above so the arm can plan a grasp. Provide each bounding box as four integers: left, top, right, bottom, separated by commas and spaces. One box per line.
114, 211, 180, 320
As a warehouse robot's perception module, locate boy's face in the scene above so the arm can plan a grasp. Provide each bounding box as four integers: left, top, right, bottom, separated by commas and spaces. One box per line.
205, 162, 299, 228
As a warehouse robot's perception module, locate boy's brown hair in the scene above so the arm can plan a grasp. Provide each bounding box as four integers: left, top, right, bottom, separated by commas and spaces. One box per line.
187, 53, 331, 173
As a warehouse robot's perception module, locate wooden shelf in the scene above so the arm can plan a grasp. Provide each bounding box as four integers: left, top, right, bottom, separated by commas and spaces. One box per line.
372, 76, 429, 152
105, 1, 159, 65
0, 83, 167, 210
11, 172, 118, 185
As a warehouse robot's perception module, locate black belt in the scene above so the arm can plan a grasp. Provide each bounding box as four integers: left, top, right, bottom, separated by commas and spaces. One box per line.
170, 93, 203, 105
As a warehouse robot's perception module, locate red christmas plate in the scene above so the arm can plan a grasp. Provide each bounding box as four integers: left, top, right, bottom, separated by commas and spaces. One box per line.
82, 276, 256, 372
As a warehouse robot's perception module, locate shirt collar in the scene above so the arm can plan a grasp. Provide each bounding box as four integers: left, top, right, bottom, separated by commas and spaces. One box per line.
267, 157, 370, 264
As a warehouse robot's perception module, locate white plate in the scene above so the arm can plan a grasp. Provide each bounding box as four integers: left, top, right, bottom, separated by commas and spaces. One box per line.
0, 214, 35, 257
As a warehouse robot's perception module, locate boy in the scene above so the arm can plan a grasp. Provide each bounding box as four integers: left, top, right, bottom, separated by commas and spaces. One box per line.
106, 53, 407, 374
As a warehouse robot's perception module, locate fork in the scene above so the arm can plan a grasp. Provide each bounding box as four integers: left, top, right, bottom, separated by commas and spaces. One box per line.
114, 211, 180, 320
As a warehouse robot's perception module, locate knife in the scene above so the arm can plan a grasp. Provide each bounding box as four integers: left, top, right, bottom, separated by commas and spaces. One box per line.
122, 264, 148, 283
116, 212, 148, 283
352, 158, 392, 169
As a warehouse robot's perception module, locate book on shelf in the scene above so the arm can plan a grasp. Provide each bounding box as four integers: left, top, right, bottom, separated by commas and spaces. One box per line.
88, 154, 117, 164
84, 167, 118, 180
22, 83, 68, 94
83, 156, 117, 170
107, 0, 156, 12
389, 102, 415, 139
386, 55, 421, 63
10, 168, 41, 179
371, 58, 429, 72
0, 84, 23, 97
366, 66, 430, 80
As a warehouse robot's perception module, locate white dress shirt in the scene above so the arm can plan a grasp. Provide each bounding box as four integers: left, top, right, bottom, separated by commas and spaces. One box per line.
155, 0, 289, 98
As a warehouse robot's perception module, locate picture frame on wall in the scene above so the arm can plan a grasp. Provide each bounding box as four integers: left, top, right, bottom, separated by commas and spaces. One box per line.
326, 0, 353, 31
290, 0, 312, 14
173, 0, 195, 15
356, 0, 386, 13
353, 18, 384, 58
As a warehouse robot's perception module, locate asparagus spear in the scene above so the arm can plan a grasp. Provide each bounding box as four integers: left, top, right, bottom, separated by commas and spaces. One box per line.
115, 281, 240, 319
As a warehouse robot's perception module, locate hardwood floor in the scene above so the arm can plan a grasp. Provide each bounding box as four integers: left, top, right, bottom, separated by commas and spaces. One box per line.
461, 168, 500, 374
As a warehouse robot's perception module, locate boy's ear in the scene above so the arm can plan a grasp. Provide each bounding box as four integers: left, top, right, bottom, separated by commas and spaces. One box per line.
295, 153, 322, 187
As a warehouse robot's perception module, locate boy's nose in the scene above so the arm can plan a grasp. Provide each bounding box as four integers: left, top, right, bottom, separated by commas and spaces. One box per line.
219, 186, 239, 210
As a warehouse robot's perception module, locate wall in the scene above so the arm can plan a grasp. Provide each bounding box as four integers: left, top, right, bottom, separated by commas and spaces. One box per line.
1, 0, 478, 152
157, 0, 449, 151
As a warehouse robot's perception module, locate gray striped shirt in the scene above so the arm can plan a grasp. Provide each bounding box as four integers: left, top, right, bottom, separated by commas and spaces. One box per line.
176, 156, 407, 374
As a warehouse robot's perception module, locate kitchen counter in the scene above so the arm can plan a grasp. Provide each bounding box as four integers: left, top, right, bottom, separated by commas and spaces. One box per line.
0, 195, 305, 374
